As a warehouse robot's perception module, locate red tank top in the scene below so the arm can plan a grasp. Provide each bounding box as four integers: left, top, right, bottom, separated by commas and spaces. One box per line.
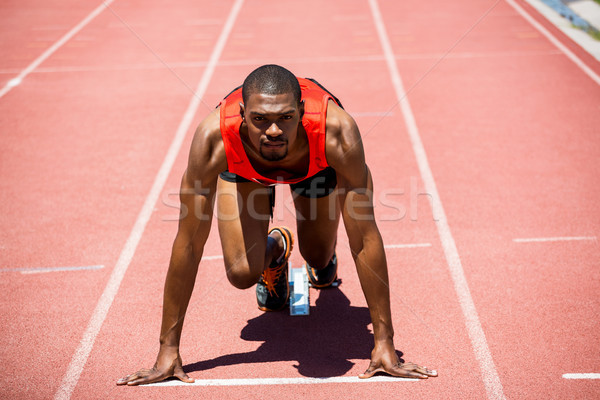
219, 77, 338, 185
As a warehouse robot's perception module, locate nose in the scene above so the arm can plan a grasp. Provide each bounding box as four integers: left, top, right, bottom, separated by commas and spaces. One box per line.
266, 122, 282, 137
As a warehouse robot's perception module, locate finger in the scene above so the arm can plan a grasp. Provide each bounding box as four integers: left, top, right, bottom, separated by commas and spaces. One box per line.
174, 371, 194, 383
123, 367, 155, 380
121, 369, 161, 386
415, 365, 438, 377
387, 364, 428, 379
401, 370, 428, 379
116, 371, 145, 385
116, 378, 129, 386
404, 362, 438, 377
126, 372, 164, 386
174, 366, 195, 383
359, 366, 384, 379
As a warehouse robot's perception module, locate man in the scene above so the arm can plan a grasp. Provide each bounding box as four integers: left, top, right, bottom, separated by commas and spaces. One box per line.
117, 64, 437, 385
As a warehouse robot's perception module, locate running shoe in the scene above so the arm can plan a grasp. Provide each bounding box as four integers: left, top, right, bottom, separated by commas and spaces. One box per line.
305, 252, 338, 288
256, 227, 294, 311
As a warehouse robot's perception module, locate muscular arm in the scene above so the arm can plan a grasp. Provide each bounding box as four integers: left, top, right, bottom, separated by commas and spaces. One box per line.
118, 108, 227, 386
326, 103, 436, 379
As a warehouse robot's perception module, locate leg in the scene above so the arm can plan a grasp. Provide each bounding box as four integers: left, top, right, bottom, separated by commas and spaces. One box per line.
216, 177, 282, 289
293, 187, 341, 269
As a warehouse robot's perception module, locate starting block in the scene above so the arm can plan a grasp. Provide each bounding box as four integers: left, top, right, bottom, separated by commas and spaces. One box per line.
289, 262, 309, 316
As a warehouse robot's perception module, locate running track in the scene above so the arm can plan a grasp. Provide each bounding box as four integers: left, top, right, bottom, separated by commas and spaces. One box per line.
1, 0, 598, 399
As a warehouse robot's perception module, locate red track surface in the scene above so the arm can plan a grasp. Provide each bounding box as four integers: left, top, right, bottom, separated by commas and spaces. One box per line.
1, 0, 598, 399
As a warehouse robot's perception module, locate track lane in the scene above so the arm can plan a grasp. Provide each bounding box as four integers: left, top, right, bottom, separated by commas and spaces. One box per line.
0, 0, 115, 97
0, 1, 233, 399
377, 0, 600, 398
3, 0, 599, 398
0, 0, 100, 71
72, 1, 488, 399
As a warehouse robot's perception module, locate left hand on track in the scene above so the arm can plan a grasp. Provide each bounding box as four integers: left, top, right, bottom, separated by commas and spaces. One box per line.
359, 341, 437, 379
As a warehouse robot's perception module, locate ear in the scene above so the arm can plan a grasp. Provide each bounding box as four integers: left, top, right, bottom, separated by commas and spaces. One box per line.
299, 100, 305, 119
239, 102, 245, 120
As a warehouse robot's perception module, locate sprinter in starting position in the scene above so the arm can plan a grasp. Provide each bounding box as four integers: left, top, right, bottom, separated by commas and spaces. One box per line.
117, 64, 437, 385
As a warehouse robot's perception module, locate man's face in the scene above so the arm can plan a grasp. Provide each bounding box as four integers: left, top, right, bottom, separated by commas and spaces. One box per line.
241, 92, 303, 162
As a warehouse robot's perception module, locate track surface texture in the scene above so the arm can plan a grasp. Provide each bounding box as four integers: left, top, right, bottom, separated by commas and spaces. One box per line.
1, 0, 598, 399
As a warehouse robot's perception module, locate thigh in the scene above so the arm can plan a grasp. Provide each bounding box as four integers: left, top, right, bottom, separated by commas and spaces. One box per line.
216, 177, 272, 277
293, 188, 341, 268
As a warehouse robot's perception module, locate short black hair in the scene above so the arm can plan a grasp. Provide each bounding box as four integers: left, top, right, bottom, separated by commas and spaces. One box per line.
242, 64, 301, 105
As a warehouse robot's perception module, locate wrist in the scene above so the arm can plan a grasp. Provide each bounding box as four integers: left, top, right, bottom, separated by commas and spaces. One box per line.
372, 336, 396, 357
373, 334, 394, 346
372, 321, 394, 343
159, 324, 183, 348
157, 343, 181, 359
159, 338, 181, 350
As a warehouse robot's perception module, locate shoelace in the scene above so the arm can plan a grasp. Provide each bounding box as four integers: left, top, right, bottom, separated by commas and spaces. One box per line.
261, 261, 286, 297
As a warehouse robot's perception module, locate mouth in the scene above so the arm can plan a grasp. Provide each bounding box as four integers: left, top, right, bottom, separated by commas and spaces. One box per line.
263, 142, 285, 148
261, 139, 286, 149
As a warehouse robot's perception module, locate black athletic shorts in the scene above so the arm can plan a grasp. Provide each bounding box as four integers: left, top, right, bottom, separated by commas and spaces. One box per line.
219, 167, 337, 198
219, 167, 338, 219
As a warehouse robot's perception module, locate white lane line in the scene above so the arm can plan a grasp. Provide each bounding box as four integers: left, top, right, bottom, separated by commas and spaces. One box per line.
505, 0, 600, 86
146, 375, 419, 387
0, 0, 115, 99
368, 1, 506, 399
21, 265, 103, 274
513, 236, 597, 243
385, 243, 432, 249
562, 373, 600, 379
52, 1, 244, 399
0, 265, 104, 274
202, 255, 224, 260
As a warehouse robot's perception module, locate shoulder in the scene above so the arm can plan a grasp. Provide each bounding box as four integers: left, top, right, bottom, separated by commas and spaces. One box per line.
186, 107, 227, 184
324, 100, 366, 176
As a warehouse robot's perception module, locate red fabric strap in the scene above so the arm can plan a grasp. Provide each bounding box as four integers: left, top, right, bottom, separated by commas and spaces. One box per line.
219, 77, 337, 185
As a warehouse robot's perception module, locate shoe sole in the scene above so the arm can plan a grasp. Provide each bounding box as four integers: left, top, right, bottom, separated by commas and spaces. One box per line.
305, 257, 338, 288
269, 226, 294, 262
305, 268, 337, 288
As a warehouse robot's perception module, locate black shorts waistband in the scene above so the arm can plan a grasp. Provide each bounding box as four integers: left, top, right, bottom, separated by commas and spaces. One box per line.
219, 167, 337, 199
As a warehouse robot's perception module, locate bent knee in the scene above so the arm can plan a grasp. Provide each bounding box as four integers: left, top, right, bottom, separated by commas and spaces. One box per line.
224, 260, 261, 289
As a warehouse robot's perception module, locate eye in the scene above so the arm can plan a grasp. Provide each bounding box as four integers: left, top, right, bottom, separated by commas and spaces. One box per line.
253, 116, 265, 122
281, 115, 293, 120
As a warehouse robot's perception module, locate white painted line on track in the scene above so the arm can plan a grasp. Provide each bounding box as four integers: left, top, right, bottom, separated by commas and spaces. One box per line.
6, 77, 22, 88
385, 243, 432, 249
513, 236, 597, 243
562, 373, 600, 379
145, 375, 419, 387
52, 1, 244, 399
0, 265, 104, 274
368, 1, 506, 399
202, 255, 224, 260
22, 265, 103, 274
505, 0, 600, 86
0, 0, 115, 99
